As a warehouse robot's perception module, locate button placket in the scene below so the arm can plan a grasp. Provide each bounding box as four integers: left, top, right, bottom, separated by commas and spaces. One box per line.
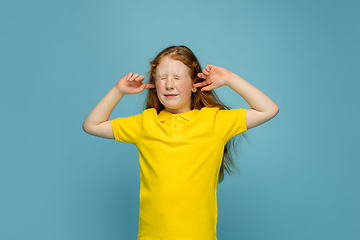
171, 115, 183, 139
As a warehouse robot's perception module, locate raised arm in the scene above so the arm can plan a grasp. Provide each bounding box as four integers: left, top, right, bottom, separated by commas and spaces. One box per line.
194, 65, 279, 130
82, 72, 155, 139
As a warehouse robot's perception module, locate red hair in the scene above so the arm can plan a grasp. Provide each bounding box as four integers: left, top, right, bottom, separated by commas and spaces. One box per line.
145, 45, 247, 183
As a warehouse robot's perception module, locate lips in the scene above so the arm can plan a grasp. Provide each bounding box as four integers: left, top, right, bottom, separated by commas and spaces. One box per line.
164, 94, 178, 98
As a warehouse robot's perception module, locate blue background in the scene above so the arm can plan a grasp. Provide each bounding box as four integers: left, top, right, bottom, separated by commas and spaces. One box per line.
1, 0, 359, 239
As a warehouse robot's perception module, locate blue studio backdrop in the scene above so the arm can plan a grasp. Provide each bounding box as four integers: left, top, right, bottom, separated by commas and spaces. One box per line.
1, 0, 359, 239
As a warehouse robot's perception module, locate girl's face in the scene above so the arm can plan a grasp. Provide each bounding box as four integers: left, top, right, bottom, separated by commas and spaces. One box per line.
155, 57, 194, 114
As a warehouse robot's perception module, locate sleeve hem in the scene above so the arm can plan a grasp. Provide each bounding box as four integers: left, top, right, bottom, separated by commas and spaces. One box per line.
111, 119, 122, 142
242, 108, 248, 132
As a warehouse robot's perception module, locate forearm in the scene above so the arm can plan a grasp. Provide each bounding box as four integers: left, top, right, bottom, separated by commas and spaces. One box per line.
82, 85, 124, 130
226, 72, 279, 113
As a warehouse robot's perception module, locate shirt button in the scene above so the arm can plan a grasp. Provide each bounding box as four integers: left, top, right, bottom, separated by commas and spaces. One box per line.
173, 124, 177, 128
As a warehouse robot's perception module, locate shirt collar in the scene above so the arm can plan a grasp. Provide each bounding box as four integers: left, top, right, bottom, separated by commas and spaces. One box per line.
158, 109, 200, 122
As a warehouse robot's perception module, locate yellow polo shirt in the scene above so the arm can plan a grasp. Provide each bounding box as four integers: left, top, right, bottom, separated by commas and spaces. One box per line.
111, 107, 247, 240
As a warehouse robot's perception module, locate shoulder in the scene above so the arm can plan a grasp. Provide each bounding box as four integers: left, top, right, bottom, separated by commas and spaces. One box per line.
115, 108, 156, 119
198, 107, 220, 114
197, 107, 228, 122
216, 108, 247, 121
199, 107, 245, 116
143, 108, 157, 114
111, 109, 156, 126
202, 107, 247, 126
141, 108, 158, 119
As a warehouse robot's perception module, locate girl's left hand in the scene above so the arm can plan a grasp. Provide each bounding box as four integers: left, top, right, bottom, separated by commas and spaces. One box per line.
194, 65, 231, 91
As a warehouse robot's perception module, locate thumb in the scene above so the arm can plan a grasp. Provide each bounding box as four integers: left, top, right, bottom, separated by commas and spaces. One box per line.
197, 73, 206, 79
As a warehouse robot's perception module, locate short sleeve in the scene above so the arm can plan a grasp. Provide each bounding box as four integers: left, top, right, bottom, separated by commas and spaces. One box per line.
111, 113, 143, 144
216, 108, 248, 142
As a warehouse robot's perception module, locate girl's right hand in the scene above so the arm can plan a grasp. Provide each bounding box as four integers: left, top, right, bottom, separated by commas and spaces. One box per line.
115, 72, 155, 95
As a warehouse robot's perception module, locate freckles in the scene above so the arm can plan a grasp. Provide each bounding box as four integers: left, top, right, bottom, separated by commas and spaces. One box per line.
176, 80, 192, 89
155, 82, 163, 90
174, 83, 186, 92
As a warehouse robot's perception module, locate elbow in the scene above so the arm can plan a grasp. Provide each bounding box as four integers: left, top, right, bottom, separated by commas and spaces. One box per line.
82, 122, 90, 134
274, 105, 280, 114
271, 105, 279, 118
264, 104, 279, 120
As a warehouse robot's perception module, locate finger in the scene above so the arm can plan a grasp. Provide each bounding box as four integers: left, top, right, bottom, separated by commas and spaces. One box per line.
203, 69, 210, 76
126, 72, 133, 81
129, 73, 139, 81
205, 65, 213, 72
135, 75, 145, 82
144, 83, 156, 89
193, 82, 202, 88
132, 73, 139, 81
193, 82, 201, 88
194, 81, 209, 88
197, 73, 206, 79
201, 84, 214, 91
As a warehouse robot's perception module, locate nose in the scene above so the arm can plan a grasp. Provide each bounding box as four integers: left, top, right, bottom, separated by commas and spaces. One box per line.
165, 78, 175, 89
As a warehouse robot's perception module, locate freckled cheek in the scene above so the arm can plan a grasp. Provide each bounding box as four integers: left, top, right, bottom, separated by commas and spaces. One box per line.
155, 82, 165, 92
175, 81, 192, 92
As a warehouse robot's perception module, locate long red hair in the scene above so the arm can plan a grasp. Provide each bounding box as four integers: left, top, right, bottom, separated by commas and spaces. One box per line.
145, 45, 247, 183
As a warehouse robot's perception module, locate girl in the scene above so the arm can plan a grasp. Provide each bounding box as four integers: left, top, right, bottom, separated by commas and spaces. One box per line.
83, 45, 279, 240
